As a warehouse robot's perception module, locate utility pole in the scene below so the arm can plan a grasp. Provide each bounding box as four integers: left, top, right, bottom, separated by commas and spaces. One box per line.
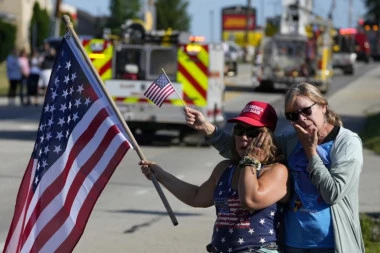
244, 0, 252, 46
210, 10, 214, 42
51, 0, 62, 37
321, 0, 335, 82
261, 0, 265, 27
244, 0, 252, 62
348, 0, 353, 27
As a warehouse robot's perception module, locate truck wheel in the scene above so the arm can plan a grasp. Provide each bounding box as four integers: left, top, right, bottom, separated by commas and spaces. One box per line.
232, 62, 238, 76
257, 80, 274, 92
319, 81, 330, 94
142, 129, 156, 136
344, 68, 354, 75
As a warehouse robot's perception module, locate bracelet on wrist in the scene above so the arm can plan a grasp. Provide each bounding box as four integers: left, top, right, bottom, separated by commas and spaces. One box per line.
238, 156, 261, 171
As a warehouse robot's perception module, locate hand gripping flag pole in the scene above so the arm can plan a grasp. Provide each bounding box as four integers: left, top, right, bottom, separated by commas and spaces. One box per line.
63, 15, 178, 226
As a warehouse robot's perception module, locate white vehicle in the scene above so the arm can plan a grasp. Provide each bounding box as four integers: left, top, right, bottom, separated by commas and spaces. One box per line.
223, 41, 243, 76
332, 32, 357, 75
253, 0, 333, 93
103, 33, 226, 142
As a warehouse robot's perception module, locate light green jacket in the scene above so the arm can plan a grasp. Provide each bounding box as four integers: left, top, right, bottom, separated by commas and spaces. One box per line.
208, 126, 365, 253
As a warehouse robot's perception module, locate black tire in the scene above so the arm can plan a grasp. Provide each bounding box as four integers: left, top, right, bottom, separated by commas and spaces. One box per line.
257, 80, 274, 92
343, 67, 354, 75
319, 81, 330, 94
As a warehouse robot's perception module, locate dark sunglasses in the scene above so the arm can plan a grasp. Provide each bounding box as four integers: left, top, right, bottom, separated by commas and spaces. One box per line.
285, 102, 317, 121
233, 125, 261, 138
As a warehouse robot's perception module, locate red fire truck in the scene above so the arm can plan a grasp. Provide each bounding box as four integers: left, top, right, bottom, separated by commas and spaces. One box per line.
361, 19, 380, 61
337, 28, 371, 63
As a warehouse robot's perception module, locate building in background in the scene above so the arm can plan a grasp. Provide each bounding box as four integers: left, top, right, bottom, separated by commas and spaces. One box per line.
0, 0, 104, 53
221, 5, 260, 47
0, 0, 52, 52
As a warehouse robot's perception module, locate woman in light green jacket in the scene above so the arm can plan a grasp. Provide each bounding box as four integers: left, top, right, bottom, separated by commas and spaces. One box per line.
184, 83, 365, 253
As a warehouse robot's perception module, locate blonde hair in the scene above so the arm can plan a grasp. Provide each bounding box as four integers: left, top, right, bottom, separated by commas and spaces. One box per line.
285, 83, 343, 126
230, 127, 282, 165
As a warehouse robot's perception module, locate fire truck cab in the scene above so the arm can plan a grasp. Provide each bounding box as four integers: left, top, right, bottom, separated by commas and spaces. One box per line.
100, 32, 225, 142
253, 0, 333, 93
332, 28, 357, 75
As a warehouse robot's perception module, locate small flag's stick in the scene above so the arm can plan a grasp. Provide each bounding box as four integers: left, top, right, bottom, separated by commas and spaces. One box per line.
63, 15, 178, 226
161, 68, 186, 107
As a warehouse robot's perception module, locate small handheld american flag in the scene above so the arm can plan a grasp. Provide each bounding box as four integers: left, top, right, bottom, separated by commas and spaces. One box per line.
144, 73, 176, 107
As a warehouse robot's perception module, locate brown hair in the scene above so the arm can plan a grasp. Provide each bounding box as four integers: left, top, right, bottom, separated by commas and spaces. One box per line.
284, 82, 343, 126
230, 127, 282, 165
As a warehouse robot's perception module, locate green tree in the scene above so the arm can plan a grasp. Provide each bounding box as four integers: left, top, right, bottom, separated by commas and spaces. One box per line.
29, 2, 50, 51
364, 0, 380, 21
0, 19, 17, 62
155, 0, 190, 31
107, 0, 141, 35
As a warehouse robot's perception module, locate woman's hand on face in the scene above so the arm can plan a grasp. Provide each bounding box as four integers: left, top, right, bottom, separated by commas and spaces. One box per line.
245, 132, 269, 163
292, 122, 318, 158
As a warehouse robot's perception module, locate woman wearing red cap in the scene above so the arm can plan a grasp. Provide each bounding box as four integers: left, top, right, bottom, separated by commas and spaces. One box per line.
140, 101, 289, 253
185, 83, 365, 253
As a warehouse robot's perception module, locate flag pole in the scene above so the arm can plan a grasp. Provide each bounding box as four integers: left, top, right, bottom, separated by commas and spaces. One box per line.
161, 68, 186, 106
62, 15, 178, 226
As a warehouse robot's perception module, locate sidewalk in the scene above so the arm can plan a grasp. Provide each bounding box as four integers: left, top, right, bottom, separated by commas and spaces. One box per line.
328, 65, 380, 213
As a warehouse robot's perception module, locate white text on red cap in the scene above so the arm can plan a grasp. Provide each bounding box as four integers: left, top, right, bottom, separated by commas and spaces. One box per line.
242, 105, 263, 115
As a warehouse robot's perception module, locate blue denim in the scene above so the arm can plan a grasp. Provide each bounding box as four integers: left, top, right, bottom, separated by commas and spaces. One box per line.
207, 242, 280, 253
284, 245, 334, 253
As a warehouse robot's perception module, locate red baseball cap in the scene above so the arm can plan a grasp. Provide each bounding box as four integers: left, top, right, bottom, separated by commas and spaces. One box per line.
227, 101, 277, 131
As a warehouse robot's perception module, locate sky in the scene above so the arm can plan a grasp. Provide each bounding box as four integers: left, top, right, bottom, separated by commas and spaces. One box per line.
62, 0, 367, 42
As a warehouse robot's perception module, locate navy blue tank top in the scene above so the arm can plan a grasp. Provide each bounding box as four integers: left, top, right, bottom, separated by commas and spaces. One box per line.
210, 164, 284, 252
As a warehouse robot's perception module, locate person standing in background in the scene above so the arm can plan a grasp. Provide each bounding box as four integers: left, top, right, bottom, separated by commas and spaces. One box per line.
6, 49, 22, 106
27, 49, 42, 105
18, 49, 30, 106
39, 43, 56, 92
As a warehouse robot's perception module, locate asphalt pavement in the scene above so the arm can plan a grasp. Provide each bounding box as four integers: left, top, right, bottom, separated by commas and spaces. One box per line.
1, 64, 379, 217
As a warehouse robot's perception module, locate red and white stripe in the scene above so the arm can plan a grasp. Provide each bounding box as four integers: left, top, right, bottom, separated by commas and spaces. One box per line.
215, 198, 251, 228
144, 82, 175, 107
4, 99, 130, 253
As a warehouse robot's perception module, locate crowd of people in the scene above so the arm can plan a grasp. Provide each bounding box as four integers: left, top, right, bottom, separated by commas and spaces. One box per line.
5, 43, 56, 106
140, 82, 365, 253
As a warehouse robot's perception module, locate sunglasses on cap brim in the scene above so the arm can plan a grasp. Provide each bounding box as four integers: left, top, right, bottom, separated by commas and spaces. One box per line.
285, 102, 317, 121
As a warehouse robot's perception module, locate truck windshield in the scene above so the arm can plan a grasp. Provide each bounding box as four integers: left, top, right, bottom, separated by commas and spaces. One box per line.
263, 39, 307, 69
333, 35, 355, 53
115, 46, 178, 80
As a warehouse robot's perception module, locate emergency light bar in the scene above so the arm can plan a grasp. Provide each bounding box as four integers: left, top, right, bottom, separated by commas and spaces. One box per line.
185, 44, 202, 53
189, 36, 206, 43
339, 28, 357, 35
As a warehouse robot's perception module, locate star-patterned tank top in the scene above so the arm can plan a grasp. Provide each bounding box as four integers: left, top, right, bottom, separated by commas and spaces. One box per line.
210, 164, 284, 252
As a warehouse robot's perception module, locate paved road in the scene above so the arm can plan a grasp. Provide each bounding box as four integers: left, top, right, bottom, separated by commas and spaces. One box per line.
0, 62, 379, 252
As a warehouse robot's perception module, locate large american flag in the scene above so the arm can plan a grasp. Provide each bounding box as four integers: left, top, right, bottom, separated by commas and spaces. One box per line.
3, 33, 132, 253
143, 73, 175, 107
